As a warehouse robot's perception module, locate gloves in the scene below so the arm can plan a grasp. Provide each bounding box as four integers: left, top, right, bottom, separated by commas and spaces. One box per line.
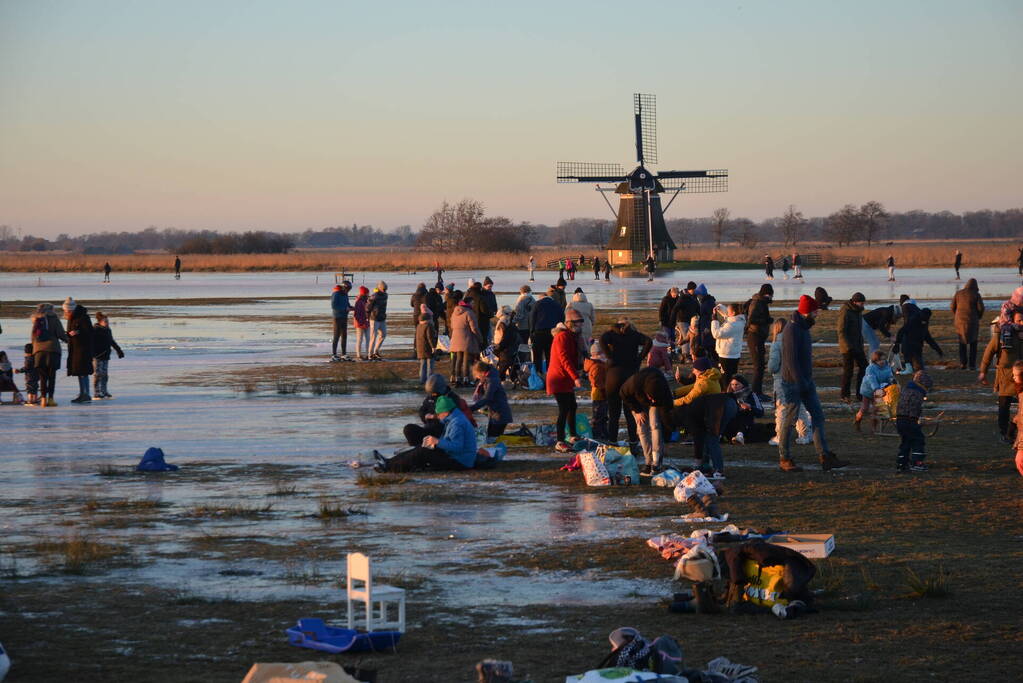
117, 351, 125, 358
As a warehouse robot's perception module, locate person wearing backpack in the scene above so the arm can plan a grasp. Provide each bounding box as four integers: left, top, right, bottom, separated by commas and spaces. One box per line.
745, 284, 773, 400
29, 303, 68, 407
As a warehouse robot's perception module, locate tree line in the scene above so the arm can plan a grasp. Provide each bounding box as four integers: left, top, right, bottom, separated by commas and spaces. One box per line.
1, 204, 1020, 254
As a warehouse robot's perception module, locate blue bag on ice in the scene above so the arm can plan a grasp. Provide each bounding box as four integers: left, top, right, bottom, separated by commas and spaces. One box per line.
526, 364, 544, 391
136, 447, 179, 472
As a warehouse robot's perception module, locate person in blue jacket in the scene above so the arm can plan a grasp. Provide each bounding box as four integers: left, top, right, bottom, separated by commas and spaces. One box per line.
375, 395, 477, 472
330, 282, 352, 361
469, 360, 513, 439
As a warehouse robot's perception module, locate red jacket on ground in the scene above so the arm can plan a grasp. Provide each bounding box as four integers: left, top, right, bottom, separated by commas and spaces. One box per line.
546, 327, 580, 394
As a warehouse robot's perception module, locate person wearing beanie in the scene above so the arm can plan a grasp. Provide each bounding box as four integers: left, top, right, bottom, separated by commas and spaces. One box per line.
837, 292, 868, 403
479, 276, 498, 345
778, 295, 848, 471
64, 299, 95, 404
402, 373, 476, 448
745, 283, 774, 399
692, 284, 718, 362
376, 393, 477, 473
513, 285, 535, 336
415, 305, 438, 384
673, 355, 723, 407
492, 304, 521, 383
895, 370, 934, 472
353, 286, 371, 360
711, 302, 746, 386
646, 330, 673, 377
670, 285, 700, 358
566, 289, 596, 347
410, 282, 429, 325
90, 311, 124, 399
894, 307, 943, 373
600, 317, 652, 453
366, 281, 389, 360
658, 287, 680, 337
584, 341, 609, 440
551, 278, 568, 309
29, 303, 68, 406
469, 359, 513, 439
330, 282, 352, 361
619, 366, 674, 473
528, 289, 564, 370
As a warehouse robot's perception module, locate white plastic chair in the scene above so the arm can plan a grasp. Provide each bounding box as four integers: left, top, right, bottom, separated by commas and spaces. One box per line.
345, 552, 406, 633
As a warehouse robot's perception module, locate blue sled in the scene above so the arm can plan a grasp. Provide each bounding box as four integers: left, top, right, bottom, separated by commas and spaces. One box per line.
285, 618, 401, 654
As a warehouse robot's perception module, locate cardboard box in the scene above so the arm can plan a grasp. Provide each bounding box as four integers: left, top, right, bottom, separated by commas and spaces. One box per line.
769, 533, 835, 558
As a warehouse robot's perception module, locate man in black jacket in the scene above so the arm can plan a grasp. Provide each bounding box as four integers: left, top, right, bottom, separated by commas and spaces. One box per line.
671, 283, 700, 355
658, 287, 680, 336
745, 284, 773, 400
837, 292, 867, 402
426, 283, 446, 334
777, 296, 848, 472
410, 283, 428, 325
479, 276, 499, 345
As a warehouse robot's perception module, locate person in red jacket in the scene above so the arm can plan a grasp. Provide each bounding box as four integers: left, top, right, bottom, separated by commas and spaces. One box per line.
353, 286, 371, 360
547, 310, 585, 452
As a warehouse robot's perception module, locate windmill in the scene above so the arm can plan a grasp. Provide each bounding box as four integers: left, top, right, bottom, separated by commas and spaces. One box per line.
557, 93, 728, 266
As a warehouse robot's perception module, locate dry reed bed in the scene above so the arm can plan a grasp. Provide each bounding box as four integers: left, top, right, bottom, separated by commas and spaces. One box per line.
1, 241, 1019, 272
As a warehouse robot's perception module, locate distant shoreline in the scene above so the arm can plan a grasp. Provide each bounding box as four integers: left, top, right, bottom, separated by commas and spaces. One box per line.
1, 241, 1019, 273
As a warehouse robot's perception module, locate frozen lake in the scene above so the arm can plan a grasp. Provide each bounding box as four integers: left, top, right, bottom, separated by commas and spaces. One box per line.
1, 265, 1020, 607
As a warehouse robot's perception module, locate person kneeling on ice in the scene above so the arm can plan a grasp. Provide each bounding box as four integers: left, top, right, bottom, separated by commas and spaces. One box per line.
376, 395, 477, 473
470, 360, 512, 440
402, 374, 476, 447
719, 541, 816, 619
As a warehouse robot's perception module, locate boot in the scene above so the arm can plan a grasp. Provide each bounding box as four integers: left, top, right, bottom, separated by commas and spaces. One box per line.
820, 451, 850, 471
779, 459, 803, 472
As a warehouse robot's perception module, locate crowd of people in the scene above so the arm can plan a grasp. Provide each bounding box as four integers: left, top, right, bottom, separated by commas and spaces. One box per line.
356, 265, 1023, 479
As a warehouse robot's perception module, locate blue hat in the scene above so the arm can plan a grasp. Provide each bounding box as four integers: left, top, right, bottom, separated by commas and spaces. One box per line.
694, 283, 708, 296
136, 447, 179, 472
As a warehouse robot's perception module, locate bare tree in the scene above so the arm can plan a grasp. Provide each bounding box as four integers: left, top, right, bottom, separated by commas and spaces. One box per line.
728, 217, 758, 248
711, 207, 730, 248
778, 205, 806, 247
824, 204, 862, 246
860, 201, 889, 246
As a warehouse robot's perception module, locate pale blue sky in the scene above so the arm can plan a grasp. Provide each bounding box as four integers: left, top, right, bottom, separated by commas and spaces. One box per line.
1, 0, 1020, 236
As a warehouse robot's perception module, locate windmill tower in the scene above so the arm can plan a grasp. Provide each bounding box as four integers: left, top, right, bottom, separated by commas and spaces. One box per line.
557, 94, 728, 266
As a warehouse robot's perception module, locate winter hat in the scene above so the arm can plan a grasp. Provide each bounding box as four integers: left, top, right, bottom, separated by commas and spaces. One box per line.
500, 304, 513, 316
913, 371, 933, 391
653, 331, 670, 346
483, 276, 494, 286
814, 287, 833, 309
458, 298, 472, 307
358, 286, 369, 296
851, 292, 866, 303
589, 342, 605, 360
446, 282, 454, 291
377, 281, 387, 292
434, 395, 456, 415
693, 356, 713, 372
332, 284, 342, 292
424, 374, 448, 395
759, 283, 774, 297
797, 295, 819, 315
574, 287, 583, 294
686, 281, 697, 291
694, 283, 708, 296
62, 297, 77, 313
556, 277, 567, 287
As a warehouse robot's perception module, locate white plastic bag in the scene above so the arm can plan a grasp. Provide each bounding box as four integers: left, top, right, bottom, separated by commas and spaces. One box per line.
651, 468, 683, 488
674, 470, 717, 503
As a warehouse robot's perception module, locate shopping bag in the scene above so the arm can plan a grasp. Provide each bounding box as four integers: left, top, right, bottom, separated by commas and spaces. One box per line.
579, 451, 611, 487
436, 334, 451, 352
599, 446, 639, 486
526, 364, 545, 391
575, 413, 592, 438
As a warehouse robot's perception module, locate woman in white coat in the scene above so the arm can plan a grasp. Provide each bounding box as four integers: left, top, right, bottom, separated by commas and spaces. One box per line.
710, 303, 745, 386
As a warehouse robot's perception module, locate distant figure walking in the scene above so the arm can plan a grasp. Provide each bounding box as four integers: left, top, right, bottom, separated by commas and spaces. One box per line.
1017, 246, 1023, 276
593, 256, 601, 280
174, 256, 181, 280
435, 262, 444, 288
764, 254, 774, 280
527, 255, 535, 282
791, 252, 803, 279
780, 254, 791, 280
954, 250, 962, 280
886, 254, 896, 282
644, 254, 656, 282
602, 259, 612, 281
102, 262, 111, 283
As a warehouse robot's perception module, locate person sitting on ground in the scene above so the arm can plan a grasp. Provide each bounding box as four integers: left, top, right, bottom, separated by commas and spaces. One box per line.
767, 318, 812, 447
584, 342, 609, 441
711, 302, 745, 386
403, 374, 476, 447
470, 360, 512, 440
14, 343, 39, 405
856, 350, 896, 432
547, 314, 584, 453
896, 370, 933, 473
646, 331, 673, 378
492, 305, 520, 384
415, 306, 438, 385
722, 374, 766, 444
673, 356, 723, 407
0, 351, 25, 404
619, 367, 674, 475
376, 395, 478, 473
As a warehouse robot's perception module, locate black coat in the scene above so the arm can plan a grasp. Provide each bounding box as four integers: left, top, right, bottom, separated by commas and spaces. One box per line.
658, 293, 678, 329
619, 367, 673, 414
745, 293, 773, 338
92, 325, 124, 361
66, 306, 94, 376
425, 290, 446, 325
410, 286, 428, 323
863, 305, 897, 338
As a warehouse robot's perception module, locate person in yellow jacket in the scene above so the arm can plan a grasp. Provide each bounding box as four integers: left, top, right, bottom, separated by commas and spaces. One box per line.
674, 356, 724, 407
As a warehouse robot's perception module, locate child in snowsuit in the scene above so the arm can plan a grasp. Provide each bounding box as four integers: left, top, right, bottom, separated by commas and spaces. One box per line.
0, 351, 25, 404
15, 343, 39, 405
896, 370, 933, 472
584, 342, 609, 440
646, 331, 673, 378
855, 349, 895, 432
92, 311, 125, 399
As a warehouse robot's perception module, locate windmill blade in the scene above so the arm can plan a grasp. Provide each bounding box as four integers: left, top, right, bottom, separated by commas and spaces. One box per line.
634, 93, 657, 165
557, 161, 626, 183
657, 169, 728, 193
